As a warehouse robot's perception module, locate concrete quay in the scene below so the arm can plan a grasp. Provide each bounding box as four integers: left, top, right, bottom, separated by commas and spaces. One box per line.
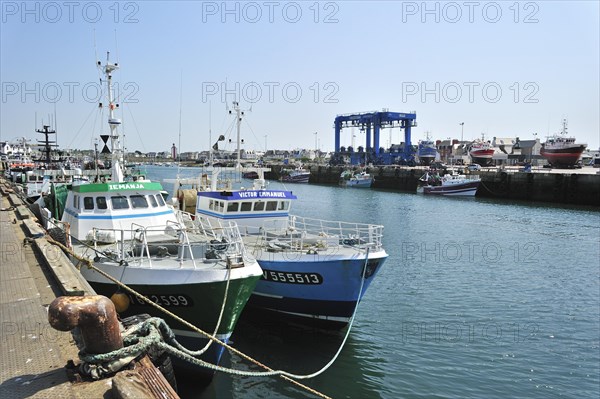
298, 164, 600, 207
0, 194, 84, 398
0, 181, 179, 399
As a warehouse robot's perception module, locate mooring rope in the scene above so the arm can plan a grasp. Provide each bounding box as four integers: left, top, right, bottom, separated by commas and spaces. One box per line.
46, 235, 333, 399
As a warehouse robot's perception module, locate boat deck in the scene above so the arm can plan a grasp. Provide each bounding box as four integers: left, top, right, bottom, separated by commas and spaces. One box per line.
70, 230, 242, 270
241, 231, 378, 258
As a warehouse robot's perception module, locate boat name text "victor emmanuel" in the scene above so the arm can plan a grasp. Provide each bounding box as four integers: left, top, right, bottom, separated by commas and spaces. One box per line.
238, 191, 287, 198
108, 183, 145, 190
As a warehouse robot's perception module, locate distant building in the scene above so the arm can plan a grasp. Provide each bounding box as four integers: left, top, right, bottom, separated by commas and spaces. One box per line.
510, 138, 542, 164
1, 140, 32, 156
492, 137, 517, 155
436, 139, 469, 164
180, 151, 199, 161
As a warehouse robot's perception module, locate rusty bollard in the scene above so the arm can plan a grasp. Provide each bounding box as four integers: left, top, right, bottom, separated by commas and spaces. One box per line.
48, 295, 123, 354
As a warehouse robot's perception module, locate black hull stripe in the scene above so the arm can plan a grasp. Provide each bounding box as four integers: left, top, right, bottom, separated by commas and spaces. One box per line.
248, 295, 357, 318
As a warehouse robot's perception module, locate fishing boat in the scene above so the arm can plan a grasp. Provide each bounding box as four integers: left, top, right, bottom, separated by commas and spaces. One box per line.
339, 170, 373, 188
34, 54, 263, 376
469, 136, 495, 166
4, 154, 35, 182
418, 172, 480, 196
173, 104, 388, 329
280, 166, 310, 183
540, 119, 587, 167
417, 132, 437, 166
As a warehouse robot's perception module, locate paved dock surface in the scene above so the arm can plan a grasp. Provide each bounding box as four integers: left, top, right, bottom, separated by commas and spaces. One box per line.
0, 195, 80, 398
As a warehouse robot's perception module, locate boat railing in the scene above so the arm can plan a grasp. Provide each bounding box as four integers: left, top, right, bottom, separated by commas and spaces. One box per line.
256, 215, 384, 251
174, 210, 248, 260
86, 217, 248, 268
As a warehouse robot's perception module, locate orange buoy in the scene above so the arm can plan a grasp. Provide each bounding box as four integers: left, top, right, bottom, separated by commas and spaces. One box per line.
110, 292, 130, 313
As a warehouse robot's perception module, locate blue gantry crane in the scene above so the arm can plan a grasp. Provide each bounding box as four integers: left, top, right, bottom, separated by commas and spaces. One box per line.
333, 110, 417, 165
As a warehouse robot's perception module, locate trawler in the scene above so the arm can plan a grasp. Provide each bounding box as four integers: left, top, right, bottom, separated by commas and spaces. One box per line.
541, 119, 587, 167
173, 103, 388, 328
34, 54, 262, 375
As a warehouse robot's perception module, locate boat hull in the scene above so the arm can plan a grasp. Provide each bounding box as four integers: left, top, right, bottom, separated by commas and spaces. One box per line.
248, 251, 388, 328
345, 178, 373, 188
422, 180, 480, 196
281, 175, 310, 183
418, 155, 435, 166
469, 149, 495, 166
84, 267, 260, 376
541, 146, 586, 167
418, 143, 437, 165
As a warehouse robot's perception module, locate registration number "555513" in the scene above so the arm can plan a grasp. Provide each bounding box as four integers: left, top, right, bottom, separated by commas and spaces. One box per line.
261, 269, 323, 285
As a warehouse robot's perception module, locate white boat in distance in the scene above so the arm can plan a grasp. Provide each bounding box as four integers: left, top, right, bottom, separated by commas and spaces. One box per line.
280, 166, 310, 183
418, 172, 481, 196
340, 170, 373, 188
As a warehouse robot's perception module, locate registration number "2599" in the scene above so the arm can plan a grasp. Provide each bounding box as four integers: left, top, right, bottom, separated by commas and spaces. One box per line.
128, 294, 193, 307
261, 269, 323, 285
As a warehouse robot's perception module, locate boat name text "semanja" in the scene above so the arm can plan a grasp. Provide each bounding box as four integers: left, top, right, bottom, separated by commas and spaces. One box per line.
108, 183, 145, 190
238, 191, 287, 198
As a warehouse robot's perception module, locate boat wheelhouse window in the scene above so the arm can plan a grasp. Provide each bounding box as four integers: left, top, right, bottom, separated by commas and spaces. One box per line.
155, 194, 165, 206
96, 196, 107, 210
148, 194, 158, 207
265, 201, 277, 211
130, 195, 149, 208
240, 202, 252, 211
217, 201, 224, 212
253, 201, 265, 211
278, 201, 289, 210
83, 197, 94, 210
111, 196, 129, 210
73, 195, 78, 208
227, 202, 239, 212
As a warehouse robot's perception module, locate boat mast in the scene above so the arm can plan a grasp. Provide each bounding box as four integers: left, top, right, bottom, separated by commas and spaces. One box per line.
209, 101, 213, 166
35, 125, 58, 168
232, 101, 243, 169
98, 52, 124, 183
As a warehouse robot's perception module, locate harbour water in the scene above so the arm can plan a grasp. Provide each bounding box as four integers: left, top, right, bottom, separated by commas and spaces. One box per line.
147, 165, 599, 399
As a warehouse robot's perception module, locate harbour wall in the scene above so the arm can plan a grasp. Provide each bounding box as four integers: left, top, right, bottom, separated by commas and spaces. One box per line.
266, 165, 600, 207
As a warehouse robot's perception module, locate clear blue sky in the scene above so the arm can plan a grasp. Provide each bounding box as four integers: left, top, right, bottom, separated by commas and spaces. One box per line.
1, 1, 599, 153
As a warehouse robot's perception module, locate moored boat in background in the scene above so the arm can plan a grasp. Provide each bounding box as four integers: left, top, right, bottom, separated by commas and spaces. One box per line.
418, 172, 480, 196
417, 132, 437, 165
280, 166, 310, 183
540, 119, 587, 167
469, 136, 495, 166
340, 170, 373, 188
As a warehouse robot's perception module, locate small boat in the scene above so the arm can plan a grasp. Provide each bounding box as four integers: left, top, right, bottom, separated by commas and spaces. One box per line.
418, 172, 480, 196
469, 136, 495, 166
280, 166, 310, 183
340, 170, 373, 188
34, 54, 263, 378
540, 119, 587, 167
